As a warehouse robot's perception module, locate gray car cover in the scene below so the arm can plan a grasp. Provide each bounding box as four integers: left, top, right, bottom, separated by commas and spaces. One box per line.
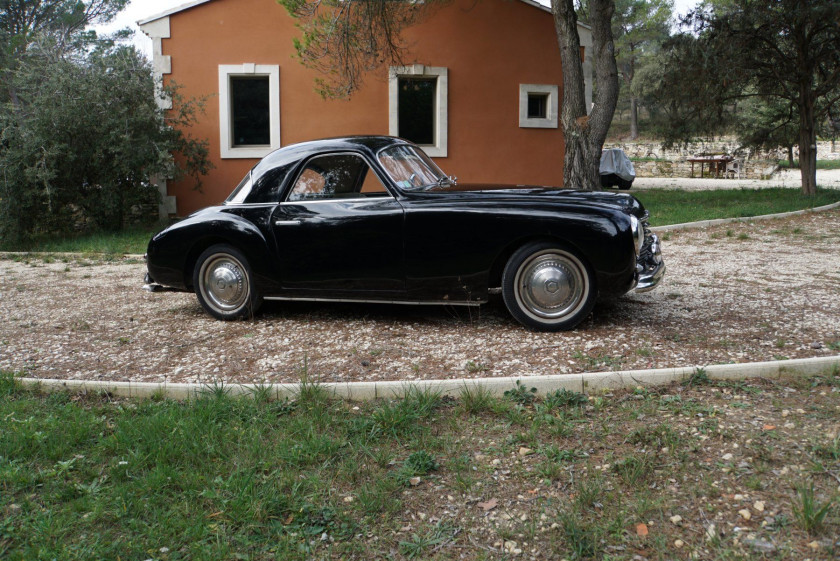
599, 149, 636, 182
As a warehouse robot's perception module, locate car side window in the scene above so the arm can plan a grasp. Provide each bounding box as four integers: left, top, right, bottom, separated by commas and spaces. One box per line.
288, 154, 388, 201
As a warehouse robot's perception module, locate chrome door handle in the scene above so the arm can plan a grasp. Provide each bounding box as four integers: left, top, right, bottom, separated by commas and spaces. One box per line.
274, 220, 302, 226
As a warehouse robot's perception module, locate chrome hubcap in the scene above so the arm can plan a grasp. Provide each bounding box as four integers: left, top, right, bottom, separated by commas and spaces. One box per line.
515, 251, 586, 320
200, 254, 249, 313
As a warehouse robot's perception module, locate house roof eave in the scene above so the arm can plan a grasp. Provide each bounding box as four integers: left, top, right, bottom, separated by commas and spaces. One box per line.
137, 0, 592, 30
137, 0, 213, 26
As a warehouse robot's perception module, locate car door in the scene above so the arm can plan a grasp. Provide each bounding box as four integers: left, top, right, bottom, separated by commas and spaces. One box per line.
270, 152, 405, 295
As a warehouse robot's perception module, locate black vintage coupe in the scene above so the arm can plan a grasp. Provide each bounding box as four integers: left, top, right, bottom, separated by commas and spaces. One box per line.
144, 136, 664, 331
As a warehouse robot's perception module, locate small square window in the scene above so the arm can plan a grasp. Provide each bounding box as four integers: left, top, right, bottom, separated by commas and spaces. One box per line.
527, 93, 549, 120
519, 84, 558, 129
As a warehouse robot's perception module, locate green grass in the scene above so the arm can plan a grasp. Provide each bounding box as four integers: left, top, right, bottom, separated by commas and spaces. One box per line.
2, 372, 839, 559
636, 187, 840, 226
777, 159, 840, 170
0, 223, 165, 254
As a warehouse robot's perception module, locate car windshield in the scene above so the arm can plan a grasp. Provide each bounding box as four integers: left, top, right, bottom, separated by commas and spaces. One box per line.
377, 145, 448, 190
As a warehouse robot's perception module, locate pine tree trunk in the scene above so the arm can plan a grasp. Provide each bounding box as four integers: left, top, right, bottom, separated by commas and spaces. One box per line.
551, 0, 618, 191
799, 89, 817, 196
787, 145, 795, 168
629, 96, 639, 140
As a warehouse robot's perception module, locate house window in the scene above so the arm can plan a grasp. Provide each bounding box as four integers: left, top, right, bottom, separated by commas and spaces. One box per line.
519, 84, 558, 129
527, 93, 549, 119
230, 77, 270, 146
218, 64, 280, 159
389, 65, 448, 157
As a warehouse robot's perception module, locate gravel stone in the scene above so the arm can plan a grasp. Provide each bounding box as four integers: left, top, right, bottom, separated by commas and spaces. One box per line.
2, 210, 839, 385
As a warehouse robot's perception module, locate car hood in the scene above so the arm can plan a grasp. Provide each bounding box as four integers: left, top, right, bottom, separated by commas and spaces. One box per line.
413, 183, 645, 215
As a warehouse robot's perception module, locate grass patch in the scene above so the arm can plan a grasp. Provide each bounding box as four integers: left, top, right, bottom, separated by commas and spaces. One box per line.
635, 188, 840, 226
2, 374, 839, 559
0, 223, 166, 254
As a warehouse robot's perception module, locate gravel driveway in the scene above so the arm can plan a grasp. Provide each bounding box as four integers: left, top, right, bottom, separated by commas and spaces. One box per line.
2, 210, 839, 385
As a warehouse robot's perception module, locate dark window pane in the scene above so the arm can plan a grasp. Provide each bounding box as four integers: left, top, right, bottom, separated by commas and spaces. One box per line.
231, 76, 270, 146
527, 93, 548, 119
398, 77, 436, 145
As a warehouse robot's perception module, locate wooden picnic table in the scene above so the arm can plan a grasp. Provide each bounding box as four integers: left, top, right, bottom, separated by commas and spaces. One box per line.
687, 155, 734, 178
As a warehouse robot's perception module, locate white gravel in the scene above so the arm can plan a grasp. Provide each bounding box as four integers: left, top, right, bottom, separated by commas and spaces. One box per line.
2, 209, 839, 386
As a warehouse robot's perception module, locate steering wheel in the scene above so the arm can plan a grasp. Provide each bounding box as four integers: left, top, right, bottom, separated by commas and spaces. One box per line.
408, 172, 418, 186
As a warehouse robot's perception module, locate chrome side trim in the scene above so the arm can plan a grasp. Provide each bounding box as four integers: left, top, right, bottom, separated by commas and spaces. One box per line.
274, 220, 302, 226
264, 296, 485, 307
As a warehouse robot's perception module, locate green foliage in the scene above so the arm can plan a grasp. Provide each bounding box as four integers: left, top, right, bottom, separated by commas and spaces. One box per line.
611, 0, 674, 138
793, 481, 835, 536
458, 383, 497, 414
275, 0, 443, 98
654, 0, 840, 194
543, 388, 589, 409
0, 39, 211, 244
504, 380, 538, 406
403, 451, 439, 476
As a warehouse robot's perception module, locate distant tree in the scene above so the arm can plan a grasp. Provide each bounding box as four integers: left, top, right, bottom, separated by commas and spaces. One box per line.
0, 43, 211, 243
611, 0, 673, 139
657, 0, 840, 195
278, 0, 621, 190
735, 97, 799, 167
0, 0, 129, 105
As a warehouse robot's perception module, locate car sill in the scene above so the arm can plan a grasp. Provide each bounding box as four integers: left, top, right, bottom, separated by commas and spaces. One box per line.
264, 296, 485, 307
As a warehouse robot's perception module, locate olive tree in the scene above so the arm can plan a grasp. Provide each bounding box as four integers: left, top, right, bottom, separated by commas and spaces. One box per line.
0, 43, 210, 243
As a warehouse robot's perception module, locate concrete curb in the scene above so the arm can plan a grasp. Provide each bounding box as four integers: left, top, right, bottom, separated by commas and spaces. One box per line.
652, 201, 840, 232
16, 355, 840, 402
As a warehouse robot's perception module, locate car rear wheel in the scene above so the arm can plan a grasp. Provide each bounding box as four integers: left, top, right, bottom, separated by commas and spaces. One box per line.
502, 242, 596, 331
194, 244, 262, 320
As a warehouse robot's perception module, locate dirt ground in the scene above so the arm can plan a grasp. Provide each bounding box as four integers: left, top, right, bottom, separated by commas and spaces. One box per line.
1, 210, 839, 385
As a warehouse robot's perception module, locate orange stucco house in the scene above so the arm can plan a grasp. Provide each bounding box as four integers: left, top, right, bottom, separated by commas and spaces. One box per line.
139, 0, 592, 217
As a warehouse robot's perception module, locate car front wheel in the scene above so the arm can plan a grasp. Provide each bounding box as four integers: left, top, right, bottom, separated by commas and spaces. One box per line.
502, 242, 596, 331
193, 244, 262, 320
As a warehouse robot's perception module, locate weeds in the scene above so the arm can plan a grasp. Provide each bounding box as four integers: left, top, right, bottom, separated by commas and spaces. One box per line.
504, 380, 538, 405
612, 453, 656, 487
685, 367, 711, 387
793, 481, 835, 535
458, 383, 496, 414
543, 388, 588, 409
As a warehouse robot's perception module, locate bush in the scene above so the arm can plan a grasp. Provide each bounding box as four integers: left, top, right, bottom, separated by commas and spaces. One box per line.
0, 43, 210, 244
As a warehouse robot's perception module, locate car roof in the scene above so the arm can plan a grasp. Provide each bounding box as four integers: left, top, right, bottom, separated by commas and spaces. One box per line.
251, 135, 411, 179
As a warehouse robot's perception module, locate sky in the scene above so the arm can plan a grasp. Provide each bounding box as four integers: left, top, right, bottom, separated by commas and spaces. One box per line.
98, 0, 701, 57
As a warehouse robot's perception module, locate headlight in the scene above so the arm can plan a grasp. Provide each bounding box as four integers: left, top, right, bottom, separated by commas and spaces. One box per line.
630, 215, 643, 256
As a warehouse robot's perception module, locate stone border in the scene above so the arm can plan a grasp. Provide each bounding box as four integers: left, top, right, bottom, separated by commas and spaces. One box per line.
652, 201, 840, 232
15, 355, 840, 402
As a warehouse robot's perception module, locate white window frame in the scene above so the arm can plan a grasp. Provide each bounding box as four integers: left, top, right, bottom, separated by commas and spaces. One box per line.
389, 65, 448, 157
219, 64, 281, 159
519, 84, 559, 129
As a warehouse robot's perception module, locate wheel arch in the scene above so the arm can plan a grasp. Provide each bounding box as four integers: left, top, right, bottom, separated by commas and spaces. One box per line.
183, 236, 236, 290
488, 235, 596, 293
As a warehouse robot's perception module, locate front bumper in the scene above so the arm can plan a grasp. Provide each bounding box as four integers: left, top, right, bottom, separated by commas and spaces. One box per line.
635, 229, 665, 293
